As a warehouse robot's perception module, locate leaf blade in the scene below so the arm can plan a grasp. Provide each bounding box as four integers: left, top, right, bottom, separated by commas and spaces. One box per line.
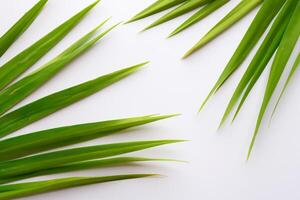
0, 63, 147, 138
183, 0, 263, 58
168, 0, 229, 37
270, 52, 300, 119
247, 0, 300, 159
0, 174, 155, 200
0, 114, 177, 161
0, 157, 172, 184
126, 0, 188, 23
198, 0, 286, 111
0, 140, 184, 178
0, 0, 47, 57
143, 0, 213, 31
219, 0, 297, 126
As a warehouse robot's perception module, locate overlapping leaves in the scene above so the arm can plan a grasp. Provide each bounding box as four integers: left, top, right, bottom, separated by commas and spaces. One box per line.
127, 0, 264, 58
0, 1, 184, 199
199, 0, 300, 159
0, 0, 99, 90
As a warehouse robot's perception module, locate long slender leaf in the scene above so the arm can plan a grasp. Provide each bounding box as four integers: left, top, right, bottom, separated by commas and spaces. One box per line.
271, 52, 300, 119
198, 0, 286, 111
0, 63, 147, 138
0, 140, 183, 179
0, 0, 47, 57
0, 174, 155, 200
183, 0, 263, 58
142, 0, 213, 31
168, 0, 229, 37
0, 114, 177, 161
248, 1, 300, 159
126, 0, 188, 23
0, 0, 99, 91
219, 0, 297, 126
0, 157, 173, 184
0, 174, 154, 192
0, 19, 115, 116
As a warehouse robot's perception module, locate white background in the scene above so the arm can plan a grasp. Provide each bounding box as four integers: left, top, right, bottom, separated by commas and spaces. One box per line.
0, 0, 300, 199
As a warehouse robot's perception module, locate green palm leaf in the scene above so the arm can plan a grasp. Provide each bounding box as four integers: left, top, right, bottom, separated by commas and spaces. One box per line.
0, 19, 116, 116
168, 0, 229, 37
142, 0, 213, 31
271, 52, 300, 119
0, 174, 155, 200
0, 114, 177, 161
248, 0, 300, 159
183, 0, 263, 58
219, 0, 297, 126
0, 157, 175, 185
0, 63, 147, 138
231, 3, 296, 122
0, 140, 183, 179
0, 0, 99, 91
198, 0, 286, 111
0, 1, 184, 199
126, 0, 188, 23
0, 0, 47, 57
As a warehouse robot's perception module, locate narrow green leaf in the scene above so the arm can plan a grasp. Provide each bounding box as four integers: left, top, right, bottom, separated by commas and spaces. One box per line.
0, 140, 183, 179
143, 0, 212, 31
168, 0, 229, 37
0, 114, 177, 161
0, 63, 147, 138
270, 52, 300, 119
0, 174, 155, 200
183, 0, 263, 58
247, 0, 300, 159
126, 0, 188, 23
198, 0, 286, 111
0, 0, 47, 57
0, 19, 115, 116
219, 0, 297, 126
0, 0, 99, 91
0, 157, 173, 184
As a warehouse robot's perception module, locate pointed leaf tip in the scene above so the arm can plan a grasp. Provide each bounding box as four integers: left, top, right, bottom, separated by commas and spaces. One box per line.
136, 61, 150, 67
0, 174, 157, 199
126, 0, 188, 23
0, 0, 48, 57
169, 0, 229, 37
0, 0, 99, 91
162, 113, 181, 118
91, 0, 101, 7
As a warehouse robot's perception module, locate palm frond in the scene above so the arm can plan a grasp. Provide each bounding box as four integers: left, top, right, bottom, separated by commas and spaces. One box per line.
0, 1, 184, 199
219, 0, 296, 126
0, 0, 47, 57
198, 0, 286, 111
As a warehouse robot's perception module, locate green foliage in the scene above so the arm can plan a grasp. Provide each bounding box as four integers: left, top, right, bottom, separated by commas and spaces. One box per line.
0, 0, 47, 57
